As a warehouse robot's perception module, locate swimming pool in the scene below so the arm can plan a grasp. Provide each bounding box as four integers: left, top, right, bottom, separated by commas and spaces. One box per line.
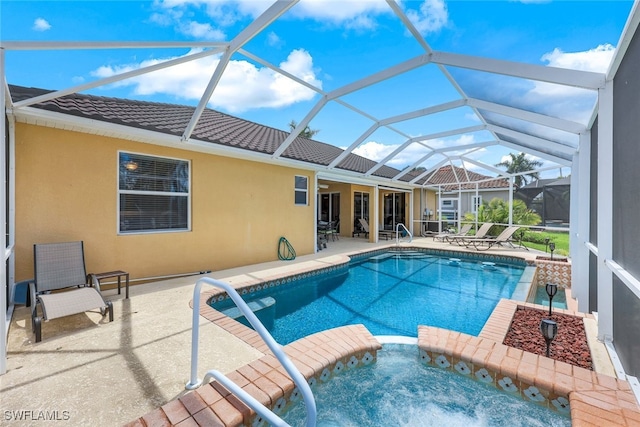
531, 285, 568, 309
210, 250, 528, 344
281, 344, 570, 427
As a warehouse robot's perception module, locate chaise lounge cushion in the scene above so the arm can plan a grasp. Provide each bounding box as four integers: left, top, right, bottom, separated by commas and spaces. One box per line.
38, 287, 108, 320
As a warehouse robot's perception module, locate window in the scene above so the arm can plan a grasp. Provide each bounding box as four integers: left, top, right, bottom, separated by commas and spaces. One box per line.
118, 152, 190, 233
295, 176, 308, 205
472, 195, 483, 213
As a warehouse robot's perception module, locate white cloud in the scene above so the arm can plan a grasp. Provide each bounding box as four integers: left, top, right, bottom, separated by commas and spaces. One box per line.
405, 0, 449, 35
266, 31, 283, 48
290, 0, 389, 27
32, 18, 51, 32
351, 134, 478, 169
521, 44, 616, 121
541, 43, 615, 73
153, 0, 395, 34
179, 20, 225, 40
92, 48, 322, 113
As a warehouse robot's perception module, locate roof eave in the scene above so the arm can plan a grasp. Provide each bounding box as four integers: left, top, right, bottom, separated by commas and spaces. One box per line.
10, 106, 425, 189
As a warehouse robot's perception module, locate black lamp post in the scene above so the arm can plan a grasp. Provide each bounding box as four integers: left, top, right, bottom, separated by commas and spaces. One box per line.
545, 283, 558, 316
540, 319, 558, 357
549, 242, 556, 260
544, 237, 550, 253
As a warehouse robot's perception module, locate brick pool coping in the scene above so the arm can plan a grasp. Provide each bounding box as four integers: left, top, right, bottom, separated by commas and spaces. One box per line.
124, 324, 382, 427
125, 250, 640, 427
477, 299, 640, 426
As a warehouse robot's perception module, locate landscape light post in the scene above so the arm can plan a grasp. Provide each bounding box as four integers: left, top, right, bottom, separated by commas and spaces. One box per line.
540, 319, 558, 358
546, 283, 558, 316
549, 242, 556, 260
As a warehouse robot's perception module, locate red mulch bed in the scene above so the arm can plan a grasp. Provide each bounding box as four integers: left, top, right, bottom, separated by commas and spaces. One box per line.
536, 256, 569, 262
503, 307, 593, 370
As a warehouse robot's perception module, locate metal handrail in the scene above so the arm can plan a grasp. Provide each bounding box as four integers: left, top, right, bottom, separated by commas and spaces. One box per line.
396, 223, 413, 245
186, 277, 317, 427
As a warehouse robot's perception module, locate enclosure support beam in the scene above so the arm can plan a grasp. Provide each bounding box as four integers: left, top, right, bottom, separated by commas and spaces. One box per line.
573, 132, 591, 312
0, 47, 6, 375
596, 80, 614, 342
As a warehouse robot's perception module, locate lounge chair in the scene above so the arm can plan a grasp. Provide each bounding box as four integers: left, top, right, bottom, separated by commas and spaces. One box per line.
448, 223, 494, 246
469, 226, 522, 251
353, 218, 369, 237
30, 241, 113, 342
359, 218, 394, 240
433, 223, 473, 242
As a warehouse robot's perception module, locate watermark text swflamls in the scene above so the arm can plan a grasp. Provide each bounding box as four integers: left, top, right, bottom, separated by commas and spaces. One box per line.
4, 410, 71, 421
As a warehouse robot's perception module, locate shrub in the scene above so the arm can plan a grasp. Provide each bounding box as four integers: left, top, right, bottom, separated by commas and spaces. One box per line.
463, 198, 542, 235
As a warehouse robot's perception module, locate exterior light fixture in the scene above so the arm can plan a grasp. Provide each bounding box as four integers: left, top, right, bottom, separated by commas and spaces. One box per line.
549, 242, 556, 260
540, 319, 558, 357
124, 161, 138, 171
545, 283, 558, 316
544, 237, 550, 253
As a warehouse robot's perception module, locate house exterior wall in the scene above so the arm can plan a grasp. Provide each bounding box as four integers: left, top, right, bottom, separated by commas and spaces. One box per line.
459, 189, 510, 216
351, 184, 374, 242
412, 188, 437, 235
15, 123, 316, 282
318, 181, 352, 237
439, 188, 511, 219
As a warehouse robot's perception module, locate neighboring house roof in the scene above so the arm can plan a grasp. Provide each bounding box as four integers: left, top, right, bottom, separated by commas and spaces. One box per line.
519, 177, 571, 189
9, 85, 407, 183
424, 165, 512, 191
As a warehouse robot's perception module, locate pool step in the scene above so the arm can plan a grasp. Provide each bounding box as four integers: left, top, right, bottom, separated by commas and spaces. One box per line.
389, 251, 433, 259
368, 251, 432, 262
221, 296, 276, 330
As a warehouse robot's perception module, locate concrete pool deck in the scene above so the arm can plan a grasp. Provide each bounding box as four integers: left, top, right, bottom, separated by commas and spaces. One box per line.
2, 237, 639, 426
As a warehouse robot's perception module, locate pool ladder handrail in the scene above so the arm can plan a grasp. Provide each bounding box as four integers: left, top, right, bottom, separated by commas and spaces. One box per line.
396, 222, 413, 245
186, 277, 317, 427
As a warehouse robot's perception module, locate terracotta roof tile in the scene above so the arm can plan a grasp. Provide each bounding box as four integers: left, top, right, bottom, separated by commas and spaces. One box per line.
9, 85, 406, 178
423, 165, 511, 190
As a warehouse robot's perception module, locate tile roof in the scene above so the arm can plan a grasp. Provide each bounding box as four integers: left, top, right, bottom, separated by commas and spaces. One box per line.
423, 165, 512, 190
8, 85, 408, 181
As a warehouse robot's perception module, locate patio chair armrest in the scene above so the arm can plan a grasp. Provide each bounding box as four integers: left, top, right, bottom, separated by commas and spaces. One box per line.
88, 273, 102, 292
28, 280, 37, 311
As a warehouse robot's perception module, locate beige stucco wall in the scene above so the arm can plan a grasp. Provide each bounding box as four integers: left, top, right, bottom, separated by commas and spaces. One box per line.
15, 123, 315, 282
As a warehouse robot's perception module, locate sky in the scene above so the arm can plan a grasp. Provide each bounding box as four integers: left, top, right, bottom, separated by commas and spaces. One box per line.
0, 0, 635, 180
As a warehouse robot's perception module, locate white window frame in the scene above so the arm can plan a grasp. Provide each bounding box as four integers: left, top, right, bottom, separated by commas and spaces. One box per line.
472, 195, 483, 213
118, 151, 191, 234
294, 175, 308, 206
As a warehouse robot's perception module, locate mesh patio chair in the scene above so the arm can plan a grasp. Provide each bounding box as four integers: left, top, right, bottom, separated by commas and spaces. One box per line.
433, 223, 473, 242
29, 241, 113, 342
470, 226, 523, 251
448, 222, 495, 246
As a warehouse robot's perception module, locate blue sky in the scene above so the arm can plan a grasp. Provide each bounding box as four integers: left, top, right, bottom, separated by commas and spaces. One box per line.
1, 1, 635, 179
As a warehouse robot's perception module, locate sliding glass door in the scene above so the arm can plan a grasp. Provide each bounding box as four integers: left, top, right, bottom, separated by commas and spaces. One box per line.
383, 192, 406, 230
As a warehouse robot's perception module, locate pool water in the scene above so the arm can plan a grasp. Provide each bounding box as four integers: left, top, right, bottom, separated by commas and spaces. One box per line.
532, 285, 568, 309
281, 345, 570, 427
212, 251, 525, 344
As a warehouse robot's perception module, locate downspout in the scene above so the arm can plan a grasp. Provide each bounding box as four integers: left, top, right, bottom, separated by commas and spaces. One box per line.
508, 176, 514, 226
474, 182, 479, 227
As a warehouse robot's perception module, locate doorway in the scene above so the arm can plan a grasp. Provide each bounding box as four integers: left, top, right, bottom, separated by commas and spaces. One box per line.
383, 192, 406, 230
319, 192, 340, 230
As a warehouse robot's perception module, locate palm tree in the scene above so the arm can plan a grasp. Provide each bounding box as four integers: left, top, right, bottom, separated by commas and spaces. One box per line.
288, 120, 319, 139
495, 152, 543, 188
